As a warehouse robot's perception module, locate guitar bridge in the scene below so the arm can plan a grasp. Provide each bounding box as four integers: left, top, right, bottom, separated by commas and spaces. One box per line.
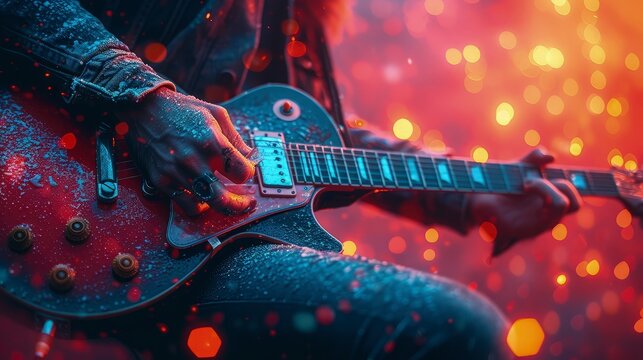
251, 131, 297, 197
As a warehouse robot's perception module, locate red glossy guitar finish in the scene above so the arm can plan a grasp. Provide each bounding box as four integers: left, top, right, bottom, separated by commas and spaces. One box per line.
2, 83, 641, 322
0, 84, 345, 319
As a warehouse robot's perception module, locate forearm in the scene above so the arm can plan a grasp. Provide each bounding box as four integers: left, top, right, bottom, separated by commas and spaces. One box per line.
0, 0, 173, 107
349, 127, 472, 234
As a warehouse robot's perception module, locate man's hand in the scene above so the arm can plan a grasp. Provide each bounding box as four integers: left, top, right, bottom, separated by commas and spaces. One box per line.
117, 87, 256, 216
469, 148, 582, 256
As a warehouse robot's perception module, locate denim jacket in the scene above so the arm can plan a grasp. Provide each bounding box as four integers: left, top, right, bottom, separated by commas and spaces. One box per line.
0, 0, 470, 234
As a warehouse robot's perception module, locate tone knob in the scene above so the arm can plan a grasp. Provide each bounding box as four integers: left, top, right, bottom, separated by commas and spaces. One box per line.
7, 225, 33, 252
65, 217, 90, 243
49, 264, 75, 292
112, 253, 139, 280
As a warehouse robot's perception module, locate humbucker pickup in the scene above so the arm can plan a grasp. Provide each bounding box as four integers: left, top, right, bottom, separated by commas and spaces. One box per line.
251, 131, 297, 197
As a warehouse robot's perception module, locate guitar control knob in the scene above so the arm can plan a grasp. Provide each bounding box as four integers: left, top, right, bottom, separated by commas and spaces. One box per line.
49, 264, 75, 292
7, 225, 33, 252
65, 217, 90, 244
112, 253, 139, 280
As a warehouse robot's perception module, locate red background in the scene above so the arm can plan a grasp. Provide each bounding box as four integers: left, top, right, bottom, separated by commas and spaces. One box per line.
1, 0, 641, 359
317, 0, 642, 358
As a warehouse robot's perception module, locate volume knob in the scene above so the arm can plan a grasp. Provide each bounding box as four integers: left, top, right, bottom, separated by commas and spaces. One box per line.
49, 264, 75, 292
112, 253, 139, 280
7, 225, 33, 252
65, 217, 90, 243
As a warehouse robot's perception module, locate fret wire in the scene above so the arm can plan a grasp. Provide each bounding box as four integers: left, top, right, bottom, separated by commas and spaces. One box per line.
335, 147, 349, 185
400, 154, 414, 189
353, 149, 373, 186
365, 150, 386, 187
413, 154, 428, 188
386, 152, 401, 188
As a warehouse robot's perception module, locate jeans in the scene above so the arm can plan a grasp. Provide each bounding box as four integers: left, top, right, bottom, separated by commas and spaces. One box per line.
118, 242, 511, 359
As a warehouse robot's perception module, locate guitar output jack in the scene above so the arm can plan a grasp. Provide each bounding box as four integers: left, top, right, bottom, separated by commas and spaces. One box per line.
7, 225, 33, 252
65, 217, 90, 244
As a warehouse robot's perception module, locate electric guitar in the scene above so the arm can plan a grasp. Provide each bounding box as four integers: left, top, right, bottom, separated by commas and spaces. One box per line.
1, 84, 641, 324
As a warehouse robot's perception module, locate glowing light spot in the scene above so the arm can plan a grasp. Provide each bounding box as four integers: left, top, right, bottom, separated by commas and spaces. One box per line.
509, 255, 526, 276
563, 78, 579, 96
479, 221, 497, 242
293, 312, 317, 333
613, 261, 630, 280
586, 259, 600, 276
59, 132, 77, 150
550, 0, 566, 6
576, 261, 589, 277
445, 48, 462, 65
583, 24, 601, 44
551, 224, 567, 240
472, 146, 489, 163
589, 45, 606, 64
144, 42, 167, 63
287, 40, 307, 58
506, 318, 545, 357
554, 2, 570, 15
115, 121, 129, 136
586, 302, 602, 321
624, 160, 638, 171
587, 94, 605, 114
315, 306, 335, 326
556, 274, 567, 285
464, 77, 483, 93
546, 96, 565, 115
281, 19, 300, 36
498, 31, 517, 50
425, 228, 439, 243
610, 154, 624, 167
531, 45, 549, 66
616, 209, 632, 228
547, 48, 565, 68
388, 236, 407, 254
625, 53, 640, 71
393, 118, 414, 140
524, 129, 541, 147
463, 45, 481, 63
187, 327, 221, 358
635, 319, 643, 333
584, 0, 600, 12
424, 0, 444, 15
606, 98, 622, 117
496, 102, 514, 125
342, 240, 357, 256
523, 85, 541, 104
423, 249, 436, 261
569, 137, 583, 157
590, 70, 606, 89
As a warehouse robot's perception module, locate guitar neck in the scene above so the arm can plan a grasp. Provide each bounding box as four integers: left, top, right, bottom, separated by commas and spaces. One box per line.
284, 143, 619, 197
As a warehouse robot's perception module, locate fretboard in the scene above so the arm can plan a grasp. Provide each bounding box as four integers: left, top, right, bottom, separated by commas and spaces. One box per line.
284, 143, 619, 197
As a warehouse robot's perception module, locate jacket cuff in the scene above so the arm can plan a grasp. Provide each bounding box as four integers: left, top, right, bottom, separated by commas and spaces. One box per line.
65, 47, 175, 106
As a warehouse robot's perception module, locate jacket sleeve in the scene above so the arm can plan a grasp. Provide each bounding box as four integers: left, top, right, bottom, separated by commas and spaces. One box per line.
0, 0, 174, 107
349, 128, 472, 235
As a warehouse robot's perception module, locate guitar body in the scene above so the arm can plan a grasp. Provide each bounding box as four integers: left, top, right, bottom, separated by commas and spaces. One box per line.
0, 84, 343, 320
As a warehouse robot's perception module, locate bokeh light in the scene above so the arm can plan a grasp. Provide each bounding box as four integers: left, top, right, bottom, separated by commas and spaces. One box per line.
495, 102, 514, 125
507, 318, 545, 357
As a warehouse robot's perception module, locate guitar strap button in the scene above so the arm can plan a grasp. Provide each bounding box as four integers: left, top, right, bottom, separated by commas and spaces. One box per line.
65, 217, 90, 244
7, 225, 33, 252
112, 253, 139, 280
49, 264, 75, 292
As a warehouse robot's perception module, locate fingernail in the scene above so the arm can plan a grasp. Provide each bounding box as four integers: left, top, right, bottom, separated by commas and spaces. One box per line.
243, 198, 257, 214
246, 148, 262, 165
